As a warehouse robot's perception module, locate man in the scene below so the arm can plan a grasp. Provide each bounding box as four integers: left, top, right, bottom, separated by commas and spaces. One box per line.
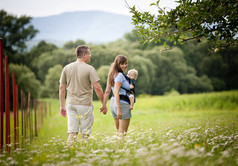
59, 45, 104, 142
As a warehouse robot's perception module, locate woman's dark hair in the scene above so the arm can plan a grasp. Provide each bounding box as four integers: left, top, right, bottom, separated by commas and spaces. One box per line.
108, 55, 128, 86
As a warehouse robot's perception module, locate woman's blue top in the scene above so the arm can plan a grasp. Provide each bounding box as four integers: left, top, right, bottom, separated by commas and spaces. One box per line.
111, 73, 130, 104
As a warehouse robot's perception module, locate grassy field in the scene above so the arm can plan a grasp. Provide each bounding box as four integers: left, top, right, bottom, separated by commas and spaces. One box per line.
0, 91, 238, 165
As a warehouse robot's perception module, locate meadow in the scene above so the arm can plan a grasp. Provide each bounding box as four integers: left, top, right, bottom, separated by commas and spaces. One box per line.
0, 90, 238, 166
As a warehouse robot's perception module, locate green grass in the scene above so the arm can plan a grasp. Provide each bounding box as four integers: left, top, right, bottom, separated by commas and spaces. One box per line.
0, 90, 238, 166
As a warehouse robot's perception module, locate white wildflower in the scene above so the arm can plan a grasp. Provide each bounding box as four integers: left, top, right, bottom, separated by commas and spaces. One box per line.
169, 146, 186, 157
6, 157, 13, 161
195, 147, 205, 153
9, 160, 18, 165
113, 159, 128, 166
211, 145, 220, 153
135, 147, 148, 157
206, 152, 213, 157
91, 149, 101, 154
166, 130, 174, 136
76, 152, 85, 157
61, 154, 70, 158
98, 159, 111, 165
221, 150, 230, 158
168, 138, 177, 143
185, 149, 199, 159
103, 148, 113, 153
146, 155, 158, 165
44, 143, 49, 147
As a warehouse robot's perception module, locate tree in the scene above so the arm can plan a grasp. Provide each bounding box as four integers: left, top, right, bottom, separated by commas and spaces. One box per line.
0, 10, 38, 62
42, 65, 63, 98
145, 47, 213, 94
9, 64, 41, 98
128, 56, 155, 95
128, 0, 238, 51
36, 48, 72, 83
63, 39, 86, 50
90, 45, 127, 70
97, 65, 110, 91
27, 41, 58, 78
221, 46, 238, 90
28, 41, 58, 64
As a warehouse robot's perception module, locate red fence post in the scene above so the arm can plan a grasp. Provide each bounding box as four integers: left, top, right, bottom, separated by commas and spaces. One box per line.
0, 38, 4, 151
5, 55, 10, 153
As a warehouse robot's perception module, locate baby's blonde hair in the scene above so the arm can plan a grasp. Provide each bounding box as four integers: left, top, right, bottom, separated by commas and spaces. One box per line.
128, 69, 138, 80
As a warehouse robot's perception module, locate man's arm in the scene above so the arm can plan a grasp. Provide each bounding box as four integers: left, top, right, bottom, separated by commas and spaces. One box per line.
93, 81, 104, 104
59, 83, 67, 117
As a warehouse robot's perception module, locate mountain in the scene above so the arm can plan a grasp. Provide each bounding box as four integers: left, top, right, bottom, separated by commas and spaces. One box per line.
30, 11, 134, 46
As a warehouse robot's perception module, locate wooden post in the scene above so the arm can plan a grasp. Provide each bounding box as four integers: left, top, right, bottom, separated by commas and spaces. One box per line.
16, 85, 19, 148
30, 100, 33, 142
5, 55, 10, 153
45, 102, 47, 118
38, 101, 40, 131
12, 72, 17, 149
0, 38, 4, 151
24, 92, 27, 140
40, 101, 43, 128
21, 90, 24, 147
49, 102, 51, 117
34, 100, 38, 137
26, 92, 31, 139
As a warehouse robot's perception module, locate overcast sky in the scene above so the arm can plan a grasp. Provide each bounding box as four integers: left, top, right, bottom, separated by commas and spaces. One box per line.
0, 0, 178, 17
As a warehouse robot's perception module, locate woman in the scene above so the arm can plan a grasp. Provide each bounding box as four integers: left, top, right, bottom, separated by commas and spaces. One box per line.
100, 55, 131, 135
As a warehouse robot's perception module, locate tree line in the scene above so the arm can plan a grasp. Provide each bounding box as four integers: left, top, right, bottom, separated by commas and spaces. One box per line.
7, 31, 238, 99
1, 9, 238, 100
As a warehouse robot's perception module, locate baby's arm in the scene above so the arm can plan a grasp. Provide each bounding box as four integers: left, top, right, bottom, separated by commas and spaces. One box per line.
129, 84, 134, 89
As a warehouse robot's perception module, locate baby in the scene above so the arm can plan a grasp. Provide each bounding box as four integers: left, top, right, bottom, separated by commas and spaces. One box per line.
127, 69, 138, 110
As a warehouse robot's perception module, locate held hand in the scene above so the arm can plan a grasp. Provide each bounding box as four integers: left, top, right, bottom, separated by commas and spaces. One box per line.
60, 107, 67, 117
100, 106, 108, 115
103, 107, 108, 115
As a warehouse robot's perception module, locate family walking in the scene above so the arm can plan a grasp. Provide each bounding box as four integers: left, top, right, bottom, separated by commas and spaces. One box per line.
59, 45, 138, 142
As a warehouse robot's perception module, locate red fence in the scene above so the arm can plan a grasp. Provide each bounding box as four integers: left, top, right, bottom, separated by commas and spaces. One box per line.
0, 38, 50, 153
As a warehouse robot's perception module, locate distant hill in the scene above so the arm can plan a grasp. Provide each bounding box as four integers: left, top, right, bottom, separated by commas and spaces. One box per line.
30, 11, 134, 46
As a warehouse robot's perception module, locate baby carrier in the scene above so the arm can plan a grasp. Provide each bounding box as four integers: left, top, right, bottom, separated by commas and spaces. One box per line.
119, 73, 136, 104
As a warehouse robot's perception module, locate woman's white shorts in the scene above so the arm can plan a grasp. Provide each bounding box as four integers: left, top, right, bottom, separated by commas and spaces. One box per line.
66, 104, 94, 135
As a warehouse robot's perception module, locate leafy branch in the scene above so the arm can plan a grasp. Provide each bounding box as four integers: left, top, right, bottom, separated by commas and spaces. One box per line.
127, 0, 238, 51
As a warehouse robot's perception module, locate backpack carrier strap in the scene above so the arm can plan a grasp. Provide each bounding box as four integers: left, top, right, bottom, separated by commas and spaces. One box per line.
112, 94, 130, 104
119, 95, 130, 104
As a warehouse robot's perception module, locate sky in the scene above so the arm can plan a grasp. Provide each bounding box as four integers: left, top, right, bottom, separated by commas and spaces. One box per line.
0, 0, 178, 17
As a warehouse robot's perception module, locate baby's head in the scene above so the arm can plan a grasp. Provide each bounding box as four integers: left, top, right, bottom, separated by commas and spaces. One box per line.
127, 69, 138, 80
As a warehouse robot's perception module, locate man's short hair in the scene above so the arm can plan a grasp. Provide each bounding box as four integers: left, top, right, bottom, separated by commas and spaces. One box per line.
75, 45, 89, 58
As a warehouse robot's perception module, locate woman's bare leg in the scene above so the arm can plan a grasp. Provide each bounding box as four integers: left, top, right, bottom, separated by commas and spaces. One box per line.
119, 119, 130, 135
114, 118, 119, 134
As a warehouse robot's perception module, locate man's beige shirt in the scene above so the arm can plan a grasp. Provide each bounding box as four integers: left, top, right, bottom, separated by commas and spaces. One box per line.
59, 61, 100, 106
